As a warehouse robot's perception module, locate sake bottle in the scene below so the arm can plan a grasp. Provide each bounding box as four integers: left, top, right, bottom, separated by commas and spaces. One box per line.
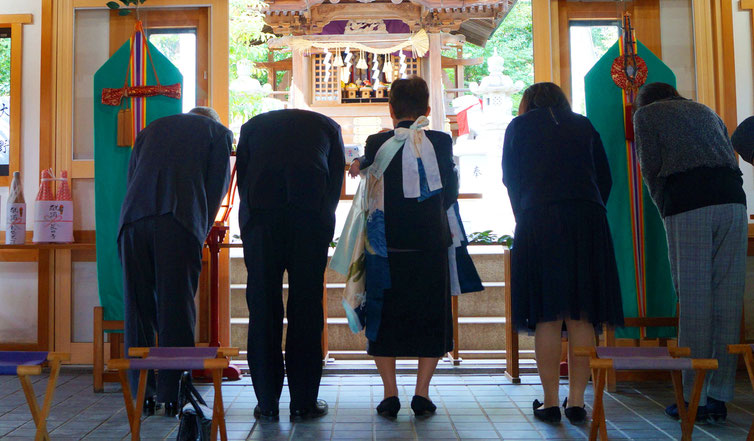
6, 171, 26, 244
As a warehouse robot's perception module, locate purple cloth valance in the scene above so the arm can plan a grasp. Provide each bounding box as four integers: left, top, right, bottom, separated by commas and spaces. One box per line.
0, 351, 48, 376
320, 20, 410, 35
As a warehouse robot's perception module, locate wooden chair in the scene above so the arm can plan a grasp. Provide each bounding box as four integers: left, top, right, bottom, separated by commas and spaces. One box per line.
728, 344, 754, 441
576, 346, 717, 441
108, 347, 238, 441
0, 352, 70, 441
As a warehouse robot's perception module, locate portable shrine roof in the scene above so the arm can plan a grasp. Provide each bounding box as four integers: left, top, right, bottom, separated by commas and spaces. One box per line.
263, 0, 517, 47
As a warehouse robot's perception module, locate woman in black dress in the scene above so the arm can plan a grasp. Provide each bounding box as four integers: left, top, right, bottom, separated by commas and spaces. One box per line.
502, 83, 623, 424
362, 77, 458, 418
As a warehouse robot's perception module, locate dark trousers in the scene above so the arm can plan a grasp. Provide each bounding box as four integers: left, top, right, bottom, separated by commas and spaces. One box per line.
242, 209, 330, 411
119, 214, 203, 403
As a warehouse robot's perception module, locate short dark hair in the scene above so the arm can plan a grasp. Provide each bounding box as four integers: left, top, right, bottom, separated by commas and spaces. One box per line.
518, 82, 570, 114
389, 76, 429, 120
634, 82, 681, 111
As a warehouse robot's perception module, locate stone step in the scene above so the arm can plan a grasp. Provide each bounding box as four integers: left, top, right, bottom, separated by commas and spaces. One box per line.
229, 316, 534, 358
230, 282, 506, 318
229, 246, 507, 285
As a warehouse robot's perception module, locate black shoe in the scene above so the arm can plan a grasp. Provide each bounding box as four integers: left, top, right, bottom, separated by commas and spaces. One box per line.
253, 405, 280, 422
562, 398, 587, 425
164, 401, 179, 418
705, 397, 727, 423
665, 402, 709, 422
143, 396, 157, 416
533, 399, 561, 423
376, 396, 401, 418
410, 395, 437, 416
290, 399, 328, 422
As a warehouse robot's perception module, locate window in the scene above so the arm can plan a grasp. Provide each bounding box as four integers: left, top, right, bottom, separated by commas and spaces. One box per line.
569, 21, 619, 115
149, 29, 198, 113
0, 27, 10, 177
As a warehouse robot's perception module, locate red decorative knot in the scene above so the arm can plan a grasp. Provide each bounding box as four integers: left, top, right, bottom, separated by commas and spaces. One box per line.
611, 56, 648, 91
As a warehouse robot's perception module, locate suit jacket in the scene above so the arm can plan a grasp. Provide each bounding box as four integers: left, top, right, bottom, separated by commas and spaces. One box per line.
119, 113, 232, 244
364, 120, 458, 251
236, 109, 345, 235
502, 106, 611, 219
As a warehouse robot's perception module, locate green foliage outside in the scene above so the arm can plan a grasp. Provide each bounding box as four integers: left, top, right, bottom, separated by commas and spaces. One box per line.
460, 0, 533, 116
0, 37, 10, 97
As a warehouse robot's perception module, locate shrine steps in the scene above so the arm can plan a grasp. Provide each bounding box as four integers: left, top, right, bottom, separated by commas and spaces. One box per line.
228, 247, 535, 366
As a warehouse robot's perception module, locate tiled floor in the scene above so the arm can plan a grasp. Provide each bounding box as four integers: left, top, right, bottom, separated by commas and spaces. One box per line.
0, 370, 752, 440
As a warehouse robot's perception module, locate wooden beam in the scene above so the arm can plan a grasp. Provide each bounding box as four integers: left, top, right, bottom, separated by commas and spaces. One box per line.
0, 14, 33, 24
256, 58, 292, 71
441, 56, 484, 68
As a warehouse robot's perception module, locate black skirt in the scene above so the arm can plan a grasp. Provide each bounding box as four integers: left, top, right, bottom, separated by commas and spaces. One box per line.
511, 200, 624, 332
367, 249, 453, 357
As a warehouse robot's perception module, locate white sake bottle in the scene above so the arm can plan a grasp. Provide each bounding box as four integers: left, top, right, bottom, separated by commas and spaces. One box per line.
6, 171, 26, 244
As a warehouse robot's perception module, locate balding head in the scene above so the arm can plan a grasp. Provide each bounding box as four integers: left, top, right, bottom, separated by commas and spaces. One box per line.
189, 107, 222, 123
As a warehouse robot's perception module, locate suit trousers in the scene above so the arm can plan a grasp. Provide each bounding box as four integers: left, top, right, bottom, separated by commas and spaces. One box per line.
664, 203, 747, 404
119, 214, 203, 403
242, 208, 330, 412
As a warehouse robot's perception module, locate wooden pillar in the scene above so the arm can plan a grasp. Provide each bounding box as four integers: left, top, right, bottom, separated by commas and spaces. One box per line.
456, 47, 465, 90
428, 32, 446, 131
533, 0, 557, 83
289, 51, 309, 109
693, 0, 717, 108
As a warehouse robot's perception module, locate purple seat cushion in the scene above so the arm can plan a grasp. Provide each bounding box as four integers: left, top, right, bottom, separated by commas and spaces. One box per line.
129, 347, 219, 370
596, 347, 693, 371
0, 351, 48, 375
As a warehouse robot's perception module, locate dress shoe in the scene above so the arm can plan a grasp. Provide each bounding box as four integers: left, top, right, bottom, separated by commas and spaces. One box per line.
143, 396, 157, 416
290, 399, 328, 422
376, 396, 401, 418
410, 395, 437, 416
562, 398, 587, 425
253, 405, 280, 422
533, 399, 561, 423
705, 397, 727, 423
164, 401, 179, 418
665, 401, 709, 422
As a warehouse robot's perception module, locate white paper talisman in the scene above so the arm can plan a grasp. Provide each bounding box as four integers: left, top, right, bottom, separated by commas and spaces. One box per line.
32, 200, 74, 243
6, 203, 26, 244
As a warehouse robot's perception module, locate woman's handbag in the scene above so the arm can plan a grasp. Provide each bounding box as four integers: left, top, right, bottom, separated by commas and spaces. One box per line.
175, 372, 213, 441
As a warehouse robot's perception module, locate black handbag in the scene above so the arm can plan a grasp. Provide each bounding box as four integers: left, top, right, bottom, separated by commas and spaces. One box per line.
175, 371, 213, 441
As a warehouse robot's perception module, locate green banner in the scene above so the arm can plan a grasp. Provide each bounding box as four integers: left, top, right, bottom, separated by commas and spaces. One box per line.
93, 39, 182, 323
584, 41, 677, 339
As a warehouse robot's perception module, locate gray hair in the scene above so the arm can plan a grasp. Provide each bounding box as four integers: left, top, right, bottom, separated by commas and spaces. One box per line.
188, 106, 222, 123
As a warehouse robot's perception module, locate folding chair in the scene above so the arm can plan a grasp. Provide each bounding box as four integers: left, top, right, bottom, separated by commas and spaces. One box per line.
728, 344, 754, 441
108, 347, 239, 441
576, 346, 717, 441
0, 352, 70, 441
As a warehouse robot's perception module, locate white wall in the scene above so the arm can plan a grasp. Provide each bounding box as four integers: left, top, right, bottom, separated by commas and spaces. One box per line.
0, 0, 42, 344
660, 0, 696, 100
733, 3, 754, 340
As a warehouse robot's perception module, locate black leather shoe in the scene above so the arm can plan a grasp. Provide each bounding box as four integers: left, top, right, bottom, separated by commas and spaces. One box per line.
290, 399, 328, 422
254, 405, 280, 421
410, 395, 436, 416
164, 401, 179, 418
706, 397, 727, 423
665, 401, 709, 422
533, 399, 561, 423
143, 396, 157, 416
562, 398, 587, 425
376, 396, 401, 418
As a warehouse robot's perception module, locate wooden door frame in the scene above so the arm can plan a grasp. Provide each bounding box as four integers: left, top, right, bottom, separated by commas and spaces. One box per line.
39, 0, 229, 364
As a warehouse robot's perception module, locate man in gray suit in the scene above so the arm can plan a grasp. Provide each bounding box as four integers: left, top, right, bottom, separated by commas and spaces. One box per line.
118, 107, 232, 416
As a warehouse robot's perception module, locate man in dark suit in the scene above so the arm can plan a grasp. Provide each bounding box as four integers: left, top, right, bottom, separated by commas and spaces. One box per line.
118, 107, 232, 415
236, 109, 344, 422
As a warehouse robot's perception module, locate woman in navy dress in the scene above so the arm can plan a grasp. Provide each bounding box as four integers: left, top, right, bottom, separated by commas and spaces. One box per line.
502, 83, 623, 424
